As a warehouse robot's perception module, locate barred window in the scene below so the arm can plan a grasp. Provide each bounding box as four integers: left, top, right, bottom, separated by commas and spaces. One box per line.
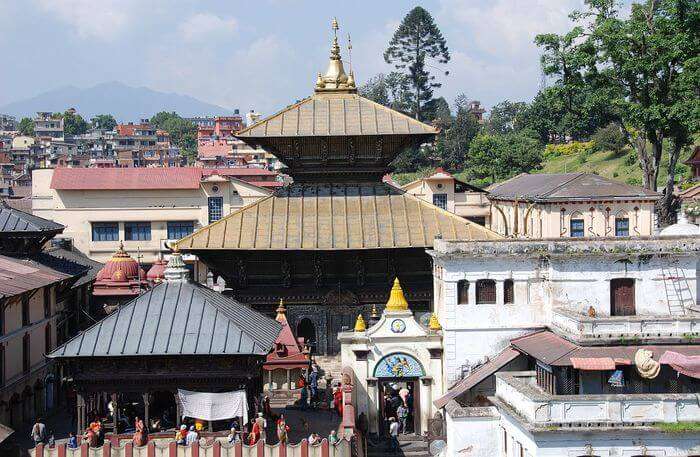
92, 222, 118, 241
167, 221, 195, 240
208, 197, 224, 223
124, 222, 151, 241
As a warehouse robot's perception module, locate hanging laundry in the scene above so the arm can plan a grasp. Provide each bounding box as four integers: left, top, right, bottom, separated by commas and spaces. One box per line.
608, 370, 624, 387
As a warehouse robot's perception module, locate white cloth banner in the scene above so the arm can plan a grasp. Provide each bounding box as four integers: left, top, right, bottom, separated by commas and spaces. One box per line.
177, 389, 248, 421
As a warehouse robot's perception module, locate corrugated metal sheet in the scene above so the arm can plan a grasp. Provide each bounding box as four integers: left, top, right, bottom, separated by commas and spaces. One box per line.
434, 347, 520, 409
174, 183, 501, 251
489, 173, 660, 201
512, 330, 700, 366
49, 281, 281, 358
0, 204, 64, 233
237, 93, 438, 138
50, 168, 204, 190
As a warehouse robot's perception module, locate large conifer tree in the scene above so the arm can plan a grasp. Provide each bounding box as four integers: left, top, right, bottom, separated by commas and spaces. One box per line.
384, 7, 450, 121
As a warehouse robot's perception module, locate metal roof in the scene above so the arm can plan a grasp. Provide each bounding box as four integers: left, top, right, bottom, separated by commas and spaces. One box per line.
49, 281, 281, 358
488, 173, 660, 202
434, 347, 521, 409
0, 204, 64, 233
174, 183, 501, 251
237, 93, 438, 138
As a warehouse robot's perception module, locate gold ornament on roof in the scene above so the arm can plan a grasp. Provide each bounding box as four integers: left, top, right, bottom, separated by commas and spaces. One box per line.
354, 314, 366, 332
370, 304, 380, 319
385, 278, 409, 312
315, 18, 357, 93
276, 298, 287, 322
429, 313, 442, 331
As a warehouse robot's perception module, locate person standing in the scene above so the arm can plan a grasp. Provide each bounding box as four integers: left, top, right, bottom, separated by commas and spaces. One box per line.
388, 417, 400, 454
67, 432, 78, 449
132, 416, 148, 447
31, 418, 46, 446
328, 429, 339, 445
276, 414, 290, 444
255, 412, 267, 442
309, 363, 319, 403
185, 426, 198, 446
396, 403, 409, 434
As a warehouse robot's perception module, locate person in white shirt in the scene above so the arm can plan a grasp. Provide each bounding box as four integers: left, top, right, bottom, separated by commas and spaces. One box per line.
185, 426, 198, 446
388, 417, 400, 454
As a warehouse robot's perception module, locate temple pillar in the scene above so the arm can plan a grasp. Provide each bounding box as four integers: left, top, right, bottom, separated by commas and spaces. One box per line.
366, 379, 378, 435
175, 391, 182, 427
267, 370, 273, 390
110, 393, 119, 433
286, 369, 291, 390
142, 392, 150, 430
76, 392, 85, 435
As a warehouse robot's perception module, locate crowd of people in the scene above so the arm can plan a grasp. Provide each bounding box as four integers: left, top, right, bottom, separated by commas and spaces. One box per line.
383, 384, 414, 454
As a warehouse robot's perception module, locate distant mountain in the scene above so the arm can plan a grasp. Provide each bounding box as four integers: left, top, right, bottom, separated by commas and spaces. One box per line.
0, 81, 235, 122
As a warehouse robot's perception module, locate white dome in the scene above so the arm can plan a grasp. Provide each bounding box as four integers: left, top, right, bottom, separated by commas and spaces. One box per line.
659, 213, 700, 237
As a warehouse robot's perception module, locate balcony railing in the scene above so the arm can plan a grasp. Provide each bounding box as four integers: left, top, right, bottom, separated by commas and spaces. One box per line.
551, 307, 700, 344
494, 371, 700, 427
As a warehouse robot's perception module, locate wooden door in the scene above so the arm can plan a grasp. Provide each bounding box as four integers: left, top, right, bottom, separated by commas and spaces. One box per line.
610, 278, 635, 316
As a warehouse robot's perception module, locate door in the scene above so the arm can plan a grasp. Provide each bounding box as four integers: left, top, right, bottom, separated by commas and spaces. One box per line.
610, 278, 635, 316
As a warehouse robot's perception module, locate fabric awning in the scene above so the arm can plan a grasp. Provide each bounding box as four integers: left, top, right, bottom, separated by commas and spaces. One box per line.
571, 357, 616, 370
659, 351, 700, 379
177, 389, 248, 421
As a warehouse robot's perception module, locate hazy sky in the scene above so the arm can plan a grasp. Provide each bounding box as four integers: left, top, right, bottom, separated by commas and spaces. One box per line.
0, 0, 586, 116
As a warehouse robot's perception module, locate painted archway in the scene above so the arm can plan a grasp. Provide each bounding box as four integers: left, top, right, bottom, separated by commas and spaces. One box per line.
373, 353, 425, 378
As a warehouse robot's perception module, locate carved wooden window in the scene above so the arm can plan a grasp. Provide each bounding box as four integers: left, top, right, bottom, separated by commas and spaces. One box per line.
44, 324, 51, 354
22, 333, 30, 373
504, 279, 514, 304
457, 280, 469, 305
476, 279, 496, 304
610, 278, 635, 316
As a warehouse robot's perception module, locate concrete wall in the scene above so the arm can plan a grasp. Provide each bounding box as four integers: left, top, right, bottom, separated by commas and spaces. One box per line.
32, 169, 269, 263
490, 200, 656, 238
444, 406, 500, 457
433, 246, 698, 383
402, 177, 490, 222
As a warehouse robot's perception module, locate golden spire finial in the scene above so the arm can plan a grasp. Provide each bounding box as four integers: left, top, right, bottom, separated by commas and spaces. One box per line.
429, 313, 442, 331
354, 313, 366, 332
315, 18, 356, 93
276, 298, 287, 322
385, 278, 409, 312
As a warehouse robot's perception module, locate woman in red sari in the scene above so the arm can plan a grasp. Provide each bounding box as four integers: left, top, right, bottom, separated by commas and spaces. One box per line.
132, 416, 148, 446
249, 420, 261, 445
333, 386, 343, 417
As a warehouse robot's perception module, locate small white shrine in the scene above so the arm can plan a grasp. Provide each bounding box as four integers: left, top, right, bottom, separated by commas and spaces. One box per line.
339, 278, 444, 436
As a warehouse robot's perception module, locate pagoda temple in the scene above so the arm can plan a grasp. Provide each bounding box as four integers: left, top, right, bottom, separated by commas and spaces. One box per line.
92, 242, 149, 311
174, 21, 500, 355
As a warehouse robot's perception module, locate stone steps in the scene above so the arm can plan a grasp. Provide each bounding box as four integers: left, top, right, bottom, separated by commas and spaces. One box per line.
366, 438, 430, 457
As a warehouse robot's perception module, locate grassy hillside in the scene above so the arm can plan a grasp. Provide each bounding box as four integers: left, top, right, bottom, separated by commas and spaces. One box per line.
392, 147, 692, 190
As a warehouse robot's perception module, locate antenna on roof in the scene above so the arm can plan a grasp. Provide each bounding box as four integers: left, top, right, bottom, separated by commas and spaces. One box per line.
347, 33, 353, 74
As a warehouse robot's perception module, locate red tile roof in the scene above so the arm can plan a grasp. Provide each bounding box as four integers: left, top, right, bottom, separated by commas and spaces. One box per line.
203, 168, 277, 177
51, 167, 203, 190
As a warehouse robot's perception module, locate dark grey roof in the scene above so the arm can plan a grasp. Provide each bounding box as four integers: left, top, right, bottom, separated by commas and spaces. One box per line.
0, 203, 64, 233
49, 281, 281, 358
43, 247, 102, 288
488, 173, 660, 202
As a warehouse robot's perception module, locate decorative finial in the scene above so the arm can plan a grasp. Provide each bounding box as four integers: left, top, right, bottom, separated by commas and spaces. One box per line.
354, 314, 366, 332
385, 278, 409, 312
370, 304, 379, 319
429, 313, 442, 331
276, 298, 287, 322
332, 17, 339, 34
314, 17, 356, 93
164, 249, 190, 282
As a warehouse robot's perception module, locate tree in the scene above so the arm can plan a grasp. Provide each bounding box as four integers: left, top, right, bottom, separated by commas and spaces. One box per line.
436, 97, 480, 170
91, 114, 117, 131
18, 117, 34, 136
358, 72, 412, 114
384, 6, 450, 121
150, 112, 198, 163
542, 0, 700, 222
467, 132, 544, 183
591, 123, 628, 155
62, 110, 89, 136
487, 100, 529, 135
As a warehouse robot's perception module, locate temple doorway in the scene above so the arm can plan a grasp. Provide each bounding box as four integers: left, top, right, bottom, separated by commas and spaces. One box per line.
378, 379, 420, 436
296, 318, 316, 353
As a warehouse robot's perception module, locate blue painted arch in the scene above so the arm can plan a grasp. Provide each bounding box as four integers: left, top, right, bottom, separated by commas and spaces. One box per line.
373, 352, 425, 378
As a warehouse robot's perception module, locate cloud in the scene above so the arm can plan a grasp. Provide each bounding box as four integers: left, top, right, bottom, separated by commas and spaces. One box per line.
179, 13, 238, 42
33, 0, 137, 40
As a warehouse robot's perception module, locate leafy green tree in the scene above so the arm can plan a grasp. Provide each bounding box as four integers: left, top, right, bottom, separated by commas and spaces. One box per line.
487, 100, 529, 135
359, 72, 412, 113
436, 98, 480, 170
384, 6, 450, 121
467, 132, 543, 183
18, 117, 34, 136
62, 110, 89, 136
591, 123, 627, 155
540, 0, 700, 222
91, 114, 117, 131
150, 112, 198, 163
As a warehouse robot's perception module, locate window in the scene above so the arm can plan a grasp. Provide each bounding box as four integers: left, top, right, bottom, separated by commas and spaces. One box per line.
167, 221, 195, 240
22, 334, 30, 373
433, 194, 447, 210
457, 280, 469, 305
476, 279, 496, 304
615, 218, 629, 237
44, 325, 51, 354
504, 279, 514, 304
570, 218, 584, 237
92, 222, 119, 241
611, 278, 636, 316
124, 222, 151, 241
21, 296, 29, 326
43, 287, 51, 318
208, 197, 224, 223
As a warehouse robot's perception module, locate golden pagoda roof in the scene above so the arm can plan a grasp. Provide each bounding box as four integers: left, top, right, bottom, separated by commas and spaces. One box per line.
236, 93, 437, 138
385, 278, 409, 311
173, 183, 501, 251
